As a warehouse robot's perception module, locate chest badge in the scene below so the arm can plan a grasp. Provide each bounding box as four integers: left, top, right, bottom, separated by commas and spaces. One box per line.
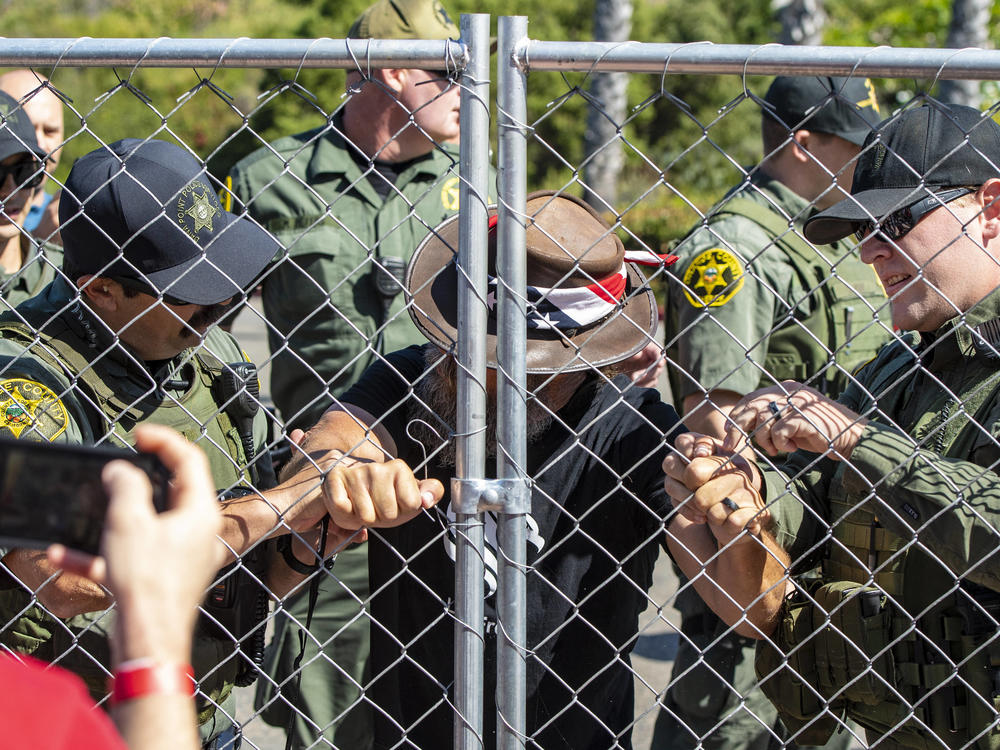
682, 248, 745, 308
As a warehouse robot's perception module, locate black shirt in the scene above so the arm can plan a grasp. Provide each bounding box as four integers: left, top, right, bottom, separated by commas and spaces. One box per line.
341, 346, 682, 750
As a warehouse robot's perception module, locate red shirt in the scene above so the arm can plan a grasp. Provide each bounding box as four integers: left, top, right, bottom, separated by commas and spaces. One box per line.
0, 654, 126, 749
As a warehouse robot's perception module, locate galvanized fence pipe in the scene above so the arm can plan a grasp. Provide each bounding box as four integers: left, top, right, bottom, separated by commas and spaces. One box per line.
495, 15, 530, 750
515, 39, 1000, 78
453, 13, 492, 750
0, 37, 468, 70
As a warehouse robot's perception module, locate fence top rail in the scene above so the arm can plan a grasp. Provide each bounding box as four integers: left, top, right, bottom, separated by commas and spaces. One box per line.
518, 39, 1000, 79
0, 37, 468, 70
6, 36, 1000, 80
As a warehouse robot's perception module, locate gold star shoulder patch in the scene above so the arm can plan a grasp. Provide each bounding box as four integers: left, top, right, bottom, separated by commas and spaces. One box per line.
682, 248, 745, 308
0, 378, 69, 440
440, 176, 460, 212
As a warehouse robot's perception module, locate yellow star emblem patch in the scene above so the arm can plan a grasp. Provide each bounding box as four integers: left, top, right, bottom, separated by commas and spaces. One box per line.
185, 189, 219, 233
440, 176, 460, 212
682, 248, 744, 308
0, 378, 68, 440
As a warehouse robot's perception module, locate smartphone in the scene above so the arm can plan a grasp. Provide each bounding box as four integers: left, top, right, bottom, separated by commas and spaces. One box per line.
0, 437, 170, 555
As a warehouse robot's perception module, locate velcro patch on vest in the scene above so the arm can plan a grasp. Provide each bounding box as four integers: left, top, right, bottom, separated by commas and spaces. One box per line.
682, 248, 744, 308
0, 378, 68, 440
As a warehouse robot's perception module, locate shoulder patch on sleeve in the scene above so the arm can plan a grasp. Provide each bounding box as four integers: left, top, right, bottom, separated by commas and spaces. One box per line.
682, 248, 745, 308
440, 176, 460, 212
0, 378, 68, 440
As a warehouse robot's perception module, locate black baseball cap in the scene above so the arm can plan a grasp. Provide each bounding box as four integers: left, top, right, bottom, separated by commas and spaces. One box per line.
804, 101, 1000, 244
0, 90, 45, 164
59, 139, 279, 306
763, 76, 882, 147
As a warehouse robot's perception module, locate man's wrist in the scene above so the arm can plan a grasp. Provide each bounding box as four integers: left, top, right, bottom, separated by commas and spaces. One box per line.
113, 610, 194, 666
277, 534, 320, 575
109, 660, 195, 705
840, 417, 870, 460
729, 454, 764, 494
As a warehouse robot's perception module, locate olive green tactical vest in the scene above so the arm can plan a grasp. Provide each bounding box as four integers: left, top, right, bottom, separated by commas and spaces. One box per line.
714, 199, 888, 397
0, 306, 257, 723
766, 338, 1000, 750
0, 312, 251, 486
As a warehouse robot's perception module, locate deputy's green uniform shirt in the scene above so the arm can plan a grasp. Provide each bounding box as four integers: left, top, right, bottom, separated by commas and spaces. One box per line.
657, 172, 886, 750
0, 278, 269, 737
0, 237, 63, 314
762, 286, 1000, 750
665, 172, 889, 403
228, 120, 473, 750
227, 116, 467, 429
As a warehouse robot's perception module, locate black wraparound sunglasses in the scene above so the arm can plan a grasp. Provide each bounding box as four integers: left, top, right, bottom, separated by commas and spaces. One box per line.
854, 187, 976, 243
0, 158, 44, 191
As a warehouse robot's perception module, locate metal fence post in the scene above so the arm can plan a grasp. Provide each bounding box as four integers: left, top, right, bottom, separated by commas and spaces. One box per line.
454, 13, 491, 750
496, 15, 530, 750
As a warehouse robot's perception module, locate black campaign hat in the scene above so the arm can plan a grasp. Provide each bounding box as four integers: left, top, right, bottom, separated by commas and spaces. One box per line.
763, 76, 882, 146
0, 90, 46, 164
804, 101, 1000, 244
60, 139, 279, 305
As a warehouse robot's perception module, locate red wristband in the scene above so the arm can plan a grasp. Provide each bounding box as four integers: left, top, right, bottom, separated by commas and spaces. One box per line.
109, 660, 195, 705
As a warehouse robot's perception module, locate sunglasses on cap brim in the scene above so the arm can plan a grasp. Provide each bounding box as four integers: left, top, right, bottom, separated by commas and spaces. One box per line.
854, 187, 976, 244
111, 276, 193, 307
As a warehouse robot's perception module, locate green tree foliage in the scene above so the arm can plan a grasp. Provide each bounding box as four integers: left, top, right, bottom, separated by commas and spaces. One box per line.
0, 0, 976, 254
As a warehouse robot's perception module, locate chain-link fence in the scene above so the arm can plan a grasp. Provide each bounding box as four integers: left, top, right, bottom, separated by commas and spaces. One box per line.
1, 21, 999, 750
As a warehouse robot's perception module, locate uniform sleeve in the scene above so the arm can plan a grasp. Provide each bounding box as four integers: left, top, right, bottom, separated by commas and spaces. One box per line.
0, 342, 89, 445
844, 421, 1000, 593
339, 346, 429, 439
667, 215, 796, 402
756, 351, 900, 572
222, 158, 250, 216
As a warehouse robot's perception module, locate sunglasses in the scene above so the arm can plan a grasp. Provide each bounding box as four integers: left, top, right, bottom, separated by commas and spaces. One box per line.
417, 69, 457, 85
112, 276, 192, 307
854, 187, 976, 243
0, 158, 44, 191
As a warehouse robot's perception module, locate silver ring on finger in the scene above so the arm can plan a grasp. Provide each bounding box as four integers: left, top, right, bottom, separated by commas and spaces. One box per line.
721, 496, 740, 513
767, 400, 782, 419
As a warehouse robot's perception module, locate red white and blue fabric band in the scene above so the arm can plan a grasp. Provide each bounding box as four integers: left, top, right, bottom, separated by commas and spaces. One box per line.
483, 213, 677, 332
484, 249, 677, 333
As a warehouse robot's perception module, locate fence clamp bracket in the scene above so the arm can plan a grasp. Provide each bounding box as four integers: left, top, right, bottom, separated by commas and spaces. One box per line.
450, 478, 531, 515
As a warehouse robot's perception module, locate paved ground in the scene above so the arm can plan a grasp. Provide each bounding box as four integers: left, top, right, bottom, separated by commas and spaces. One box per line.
228, 300, 681, 750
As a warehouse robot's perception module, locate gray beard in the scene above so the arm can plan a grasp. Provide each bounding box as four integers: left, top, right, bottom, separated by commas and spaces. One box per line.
404, 348, 572, 470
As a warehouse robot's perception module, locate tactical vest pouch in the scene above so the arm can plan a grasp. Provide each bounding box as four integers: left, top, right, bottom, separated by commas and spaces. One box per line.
200, 537, 271, 687
811, 580, 896, 707
756, 586, 843, 746
956, 585, 1000, 750
960, 634, 1000, 750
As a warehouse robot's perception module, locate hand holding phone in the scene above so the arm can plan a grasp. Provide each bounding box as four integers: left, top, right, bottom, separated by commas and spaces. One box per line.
48, 424, 225, 664
0, 436, 170, 555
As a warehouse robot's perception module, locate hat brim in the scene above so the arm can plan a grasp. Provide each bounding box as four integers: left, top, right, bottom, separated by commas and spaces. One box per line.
0, 138, 46, 167
804, 185, 941, 244
407, 212, 658, 374
835, 126, 873, 147
139, 213, 279, 306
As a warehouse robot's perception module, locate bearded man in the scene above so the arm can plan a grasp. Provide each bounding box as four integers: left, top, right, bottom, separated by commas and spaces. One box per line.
288, 191, 683, 749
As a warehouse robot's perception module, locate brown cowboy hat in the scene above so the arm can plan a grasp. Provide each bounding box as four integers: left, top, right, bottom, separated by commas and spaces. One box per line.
406, 191, 664, 374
